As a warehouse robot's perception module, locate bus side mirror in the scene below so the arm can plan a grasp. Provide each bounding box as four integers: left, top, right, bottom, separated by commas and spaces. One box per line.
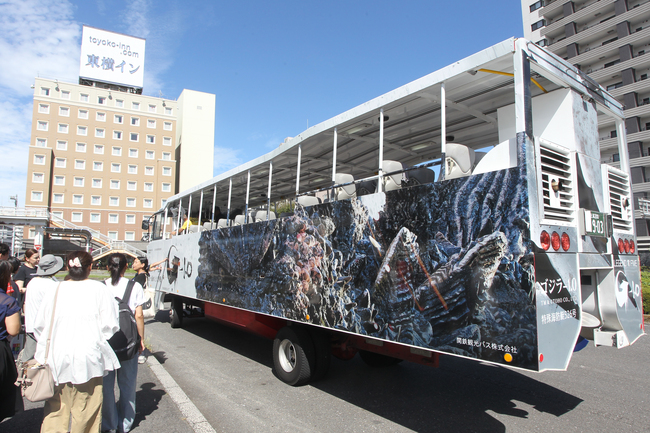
142, 220, 149, 230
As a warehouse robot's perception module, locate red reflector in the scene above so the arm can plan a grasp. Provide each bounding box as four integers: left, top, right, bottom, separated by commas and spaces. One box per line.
540, 231, 550, 251
551, 232, 560, 251
561, 233, 570, 251
624, 239, 630, 254
630, 241, 635, 254
539, 353, 544, 363
618, 239, 624, 254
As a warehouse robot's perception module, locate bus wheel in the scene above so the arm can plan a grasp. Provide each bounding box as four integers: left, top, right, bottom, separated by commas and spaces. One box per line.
273, 327, 315, 386
359, 350, 402, 367
170, 297, 183, 329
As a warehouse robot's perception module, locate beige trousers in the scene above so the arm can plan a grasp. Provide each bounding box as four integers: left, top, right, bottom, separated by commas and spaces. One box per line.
41, 376, 103, 433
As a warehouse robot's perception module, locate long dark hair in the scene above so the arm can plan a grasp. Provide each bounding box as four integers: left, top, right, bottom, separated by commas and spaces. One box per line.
0, 261, 12, 290
66, 251, 93, 281
137, 257, 150, 276
107, 253, 127, 286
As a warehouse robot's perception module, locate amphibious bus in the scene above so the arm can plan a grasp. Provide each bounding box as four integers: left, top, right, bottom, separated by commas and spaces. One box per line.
144, 38, 645, 385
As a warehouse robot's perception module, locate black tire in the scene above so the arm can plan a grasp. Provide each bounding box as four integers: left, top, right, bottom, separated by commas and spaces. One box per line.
308, 329, 331, 382
170, 297, 183, 329
273, 327, 315, 386
359, 350, 402, 367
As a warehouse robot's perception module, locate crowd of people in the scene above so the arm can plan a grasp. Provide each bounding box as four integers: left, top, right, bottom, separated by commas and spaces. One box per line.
0, 243, 160, 433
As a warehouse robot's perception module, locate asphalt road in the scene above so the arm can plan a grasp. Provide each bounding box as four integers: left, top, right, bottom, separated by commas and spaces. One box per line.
145, 311, 649, 433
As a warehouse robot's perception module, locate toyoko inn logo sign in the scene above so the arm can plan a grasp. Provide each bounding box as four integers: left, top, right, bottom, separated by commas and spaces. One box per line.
79, 26, 146, 89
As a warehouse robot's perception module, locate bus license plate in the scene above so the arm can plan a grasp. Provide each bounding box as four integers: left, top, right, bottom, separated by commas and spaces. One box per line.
585, 210, 606, 237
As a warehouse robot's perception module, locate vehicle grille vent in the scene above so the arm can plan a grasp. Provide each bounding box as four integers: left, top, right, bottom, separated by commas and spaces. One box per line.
606, 166, 633, 232
540, 142, 575, 223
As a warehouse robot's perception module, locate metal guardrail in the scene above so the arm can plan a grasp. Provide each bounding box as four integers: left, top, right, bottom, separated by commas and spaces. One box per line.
0, 207, 49, 218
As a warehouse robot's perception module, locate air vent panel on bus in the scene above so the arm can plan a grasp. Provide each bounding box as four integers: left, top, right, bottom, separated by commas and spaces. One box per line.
604, 166, 633, 232
539, 141, 575, 224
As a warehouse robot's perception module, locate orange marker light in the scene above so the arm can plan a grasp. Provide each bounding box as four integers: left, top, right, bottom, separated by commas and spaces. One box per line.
504, 353, 513, 363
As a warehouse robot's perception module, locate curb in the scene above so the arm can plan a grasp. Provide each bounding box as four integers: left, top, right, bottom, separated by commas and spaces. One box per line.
145, 354, 216, 433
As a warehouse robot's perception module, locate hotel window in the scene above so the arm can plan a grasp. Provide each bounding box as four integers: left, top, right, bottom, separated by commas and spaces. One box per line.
115, 99, 124, 108
132, 102, 140, 110
32, 173, 44, 183
128, 165, 137, 174
53, 193, 64, 203
146, 135, 155, 144
108, 231, 118, 240
72, 194, 83, 204
164, 107, 172, 115
145, 166, 154, 176
147, 119, 156, 128
163, 137, 172, 146
57, 141, 67, 150
129, 149, 138, 158
110, 179, 120, 189
61, 90, 70, 99
112, 146, 122, 156
59, 123, 69, 133
75, 160, 85, 170
113, 131, 123, 140
144, 182, 153, 191
95, 128, 105, 138
40, 87, 50, 96
124, 232, 135, 241
96, 112, 106, 122
125, 214, 135, 224
127, 197, 136, 207
162, 182, 171, 192
78, 109, 88, 119
111, 163, 121, 173
109, 214, 119, 223
146, 150, 154, 159
54, 175, 65, 185
38, 104, 49, 114
91, 195, 101, 205
98, 96, 106, 105
114, 114, 123, 124
93, 161, 103, 171
76, 142, 86, 153
33, 154, 45, 165
131, 117, 140, 127
143, 198, 153, 208
92, 178, 102, 188
94, 144, 104, 154
77, 125, 87, 136
162, 152, 171, 160
149, 104, 156, 113
31, 191, 43, 202
130, 133, 139, 141
163, 122, 172, 131
109, 197, 119, 206
80, 93, 89, 102
71, 212, 82, 222
37, 121, 48, 131
35, 138, 46, 147
162, 166, 172, 176
531, 19, 545, 31
73, 177, 84, 187
59, 106, 69, 116
127, 181, 137, 190
90, 213, 101, 223
55, 158, 66, 168
52, 211, 63, 219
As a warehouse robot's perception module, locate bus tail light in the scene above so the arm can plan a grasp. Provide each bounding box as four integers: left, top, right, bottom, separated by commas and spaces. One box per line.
540, 231, 550, 251
551, 232, 560, 251
624, 239, 630, 254
630, 240, 635, 254
618, 239, 625, 254
561, 233, 570, 251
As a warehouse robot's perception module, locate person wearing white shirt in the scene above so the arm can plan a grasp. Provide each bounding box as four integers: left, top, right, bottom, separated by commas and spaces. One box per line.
34, 251, 119, 433
102, 253, 145, 433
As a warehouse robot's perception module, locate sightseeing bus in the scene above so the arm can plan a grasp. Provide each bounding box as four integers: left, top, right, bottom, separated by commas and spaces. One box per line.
144, 38, 645, 385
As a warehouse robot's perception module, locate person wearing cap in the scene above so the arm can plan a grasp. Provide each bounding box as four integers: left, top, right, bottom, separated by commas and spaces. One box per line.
17, 254, 64, 364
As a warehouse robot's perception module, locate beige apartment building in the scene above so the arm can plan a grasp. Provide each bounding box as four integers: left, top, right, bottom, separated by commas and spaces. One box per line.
25, 77, 215, 242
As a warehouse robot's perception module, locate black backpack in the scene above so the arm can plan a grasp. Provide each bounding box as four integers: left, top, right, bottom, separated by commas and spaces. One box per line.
107, 279, 141, 361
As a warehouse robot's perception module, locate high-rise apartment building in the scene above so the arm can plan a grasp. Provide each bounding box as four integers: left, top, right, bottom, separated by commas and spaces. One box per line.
25, 77, 215, 242
522, 0, 650, 250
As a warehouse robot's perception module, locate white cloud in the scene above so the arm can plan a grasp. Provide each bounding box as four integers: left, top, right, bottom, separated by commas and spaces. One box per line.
213, 146, 244, 176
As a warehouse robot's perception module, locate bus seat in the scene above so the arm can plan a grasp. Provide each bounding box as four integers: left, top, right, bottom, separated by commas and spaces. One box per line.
234, 215, 247, 226
297, 196, 320, 206
203, 221, 218, 230
335, 173, 356, 200
382, 160, 406, 191
357, 180, 376, 196
445, 143, 475, 180
189, 225, 201, 233
408, 167, 435, 186
255, 211, 276, 222
217, 218, 229, 228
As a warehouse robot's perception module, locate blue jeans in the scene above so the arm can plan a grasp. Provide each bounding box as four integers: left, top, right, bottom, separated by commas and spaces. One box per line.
102, 356, 138, 432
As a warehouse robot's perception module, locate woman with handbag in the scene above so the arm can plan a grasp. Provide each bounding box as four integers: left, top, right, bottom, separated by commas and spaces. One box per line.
33, 251, 120, 433
0, 261, 22, 422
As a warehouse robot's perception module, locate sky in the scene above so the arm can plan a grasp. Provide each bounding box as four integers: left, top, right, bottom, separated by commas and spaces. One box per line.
0, 0, 525, 208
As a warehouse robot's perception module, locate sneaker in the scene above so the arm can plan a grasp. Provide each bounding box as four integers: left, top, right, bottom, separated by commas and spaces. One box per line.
138, 355, 147, 364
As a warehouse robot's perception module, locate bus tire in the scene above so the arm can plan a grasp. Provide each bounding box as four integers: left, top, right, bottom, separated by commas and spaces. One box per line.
359, 350, 402, 367
170, 297, 183, 329
273, 327, 315, 386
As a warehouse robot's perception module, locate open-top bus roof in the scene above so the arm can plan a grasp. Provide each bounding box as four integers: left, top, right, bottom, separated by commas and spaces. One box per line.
164, 38, 624, 215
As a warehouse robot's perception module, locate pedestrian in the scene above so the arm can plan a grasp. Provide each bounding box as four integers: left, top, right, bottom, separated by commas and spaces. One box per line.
6, 257, 21, 303
0, 261, 23, 422
132, 256, 152, 364
103, 253, 145, 433
14, 248, 40, 295
17, 254, 64, 365
35, 251, 120, 433
0, 243, 9, 261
